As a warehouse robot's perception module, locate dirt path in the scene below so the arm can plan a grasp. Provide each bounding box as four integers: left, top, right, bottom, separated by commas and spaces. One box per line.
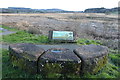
0, 27, 16, 35
0, 31, 16, 35
0, 44, 9, 50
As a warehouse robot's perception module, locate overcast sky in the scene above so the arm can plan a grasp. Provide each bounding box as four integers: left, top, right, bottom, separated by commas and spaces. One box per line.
0, 0, 119, 11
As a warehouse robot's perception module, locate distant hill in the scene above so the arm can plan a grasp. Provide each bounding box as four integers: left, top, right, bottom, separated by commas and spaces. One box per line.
84, 7, 119, 14
0, 7, 82, 13
0, 7, 119, 14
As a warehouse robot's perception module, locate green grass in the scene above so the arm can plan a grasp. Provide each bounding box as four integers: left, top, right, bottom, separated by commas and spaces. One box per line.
0, 25, 49, 44
1, 49, 43, 78
76, 38, 102, 45
0, 48, 2, 80
0, 30, 3, 33
109, 50, 120, 66
1, 31, 49, 44
2, 31, 102, 45
1, 49, 120, 79
1, 25, 102, 45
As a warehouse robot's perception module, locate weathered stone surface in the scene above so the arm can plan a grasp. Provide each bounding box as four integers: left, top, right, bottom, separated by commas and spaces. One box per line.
38, 48, 81, 77
9, 43, 45, 74
73, 44, 108, 74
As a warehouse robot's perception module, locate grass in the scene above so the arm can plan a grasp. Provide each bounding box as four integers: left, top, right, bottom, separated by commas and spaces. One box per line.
81, 50, 120, 78
2, 49, 43, 79
109, 50, 120, 66
0, 48, 2, 80
0, 25, 49, 44
2, 31, 49, 44
0, 30, 3, 33
76, 38, 102, 45
1, 25, 102, 45
2, 31, 102, 45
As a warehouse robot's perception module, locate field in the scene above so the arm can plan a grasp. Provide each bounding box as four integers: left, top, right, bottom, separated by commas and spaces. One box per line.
1, 13, 118, 49
0, 13, 119, 79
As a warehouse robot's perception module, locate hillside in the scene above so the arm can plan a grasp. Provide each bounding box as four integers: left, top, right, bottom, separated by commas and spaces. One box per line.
0, 7, 119, 14
0, 7, 80, 13
84, 7, 119, 14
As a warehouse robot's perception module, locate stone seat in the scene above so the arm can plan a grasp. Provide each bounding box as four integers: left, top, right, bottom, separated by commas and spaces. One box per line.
73, 44, 108, 74
9, 43, 109, 76
9, 43, 45, 74
38, 48, 81, 77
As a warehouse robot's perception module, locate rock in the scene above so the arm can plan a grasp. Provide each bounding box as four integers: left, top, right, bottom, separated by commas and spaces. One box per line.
9, 43, 45, 74
73, 44, 108, 74
38, 48, 81, 77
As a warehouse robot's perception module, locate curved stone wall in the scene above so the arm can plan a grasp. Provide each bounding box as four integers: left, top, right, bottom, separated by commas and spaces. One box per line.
9, 43, 108, 76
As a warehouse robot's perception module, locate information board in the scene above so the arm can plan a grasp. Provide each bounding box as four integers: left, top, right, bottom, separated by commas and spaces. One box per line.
52, 31, 74, 40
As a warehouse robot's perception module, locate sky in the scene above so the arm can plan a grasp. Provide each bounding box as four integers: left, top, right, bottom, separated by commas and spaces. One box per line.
0, 0, 119, 11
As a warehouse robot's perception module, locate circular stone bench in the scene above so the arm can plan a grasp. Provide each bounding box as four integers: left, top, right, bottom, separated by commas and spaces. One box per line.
9, 43, 45, 74
38, 48, 81, 77
73, 44, 109, 75
9, 43, 109, 76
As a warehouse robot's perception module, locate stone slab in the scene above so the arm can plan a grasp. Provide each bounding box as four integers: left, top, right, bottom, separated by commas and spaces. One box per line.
74, 44, 108, 60
9, 43, 45, 74
36, 44, 80, 51
38, 48, 81, 77
73, 44, 109, 74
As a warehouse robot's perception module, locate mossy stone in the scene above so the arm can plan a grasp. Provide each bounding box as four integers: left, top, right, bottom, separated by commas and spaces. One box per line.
9, 43, 45, 74
73, 44, 109, 75
38, 48, 81, 77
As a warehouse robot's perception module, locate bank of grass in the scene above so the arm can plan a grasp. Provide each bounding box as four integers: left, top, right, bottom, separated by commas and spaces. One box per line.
2, 31, 49, 44
1, 25, 101, 45
1, 49, 119, 79
0, 25, 47, 44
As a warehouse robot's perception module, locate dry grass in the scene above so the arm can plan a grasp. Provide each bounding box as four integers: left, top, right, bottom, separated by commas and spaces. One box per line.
0, 13, 118, 49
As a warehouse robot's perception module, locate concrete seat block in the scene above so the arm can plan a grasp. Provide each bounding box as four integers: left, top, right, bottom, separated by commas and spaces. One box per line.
73, 44, 109, 74
9, 43, 45, 74
38, 48, 81, 76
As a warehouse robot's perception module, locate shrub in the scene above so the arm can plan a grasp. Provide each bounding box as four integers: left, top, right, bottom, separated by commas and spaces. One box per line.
28, 26, 41, 34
